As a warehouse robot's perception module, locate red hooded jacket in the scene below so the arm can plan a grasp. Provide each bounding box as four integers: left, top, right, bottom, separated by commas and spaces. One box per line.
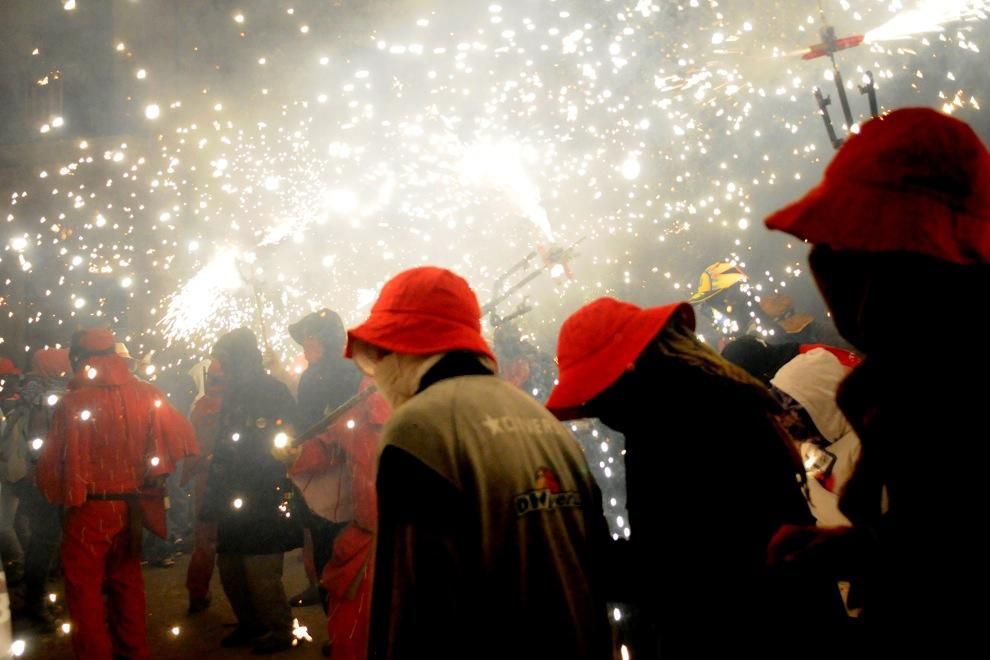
37, 354, 197, 507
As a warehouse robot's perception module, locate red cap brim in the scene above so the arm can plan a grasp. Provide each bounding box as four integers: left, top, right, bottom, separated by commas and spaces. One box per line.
546, 303, 693, 413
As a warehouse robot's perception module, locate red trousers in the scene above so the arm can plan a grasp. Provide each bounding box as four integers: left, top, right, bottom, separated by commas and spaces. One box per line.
323, 525, 374, 660
326, 577, 371, 660
61, 501, 149, 660
185, 521, 217, 601
185, 472, 216, 601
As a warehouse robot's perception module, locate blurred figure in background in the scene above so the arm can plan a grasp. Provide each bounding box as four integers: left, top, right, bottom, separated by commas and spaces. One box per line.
0, 348, 71, 630
287, 309, 362, 609
0, 358, 23, 585
723, 337, 864, 527
491, 324, 557, 403
203, 328, 303, 655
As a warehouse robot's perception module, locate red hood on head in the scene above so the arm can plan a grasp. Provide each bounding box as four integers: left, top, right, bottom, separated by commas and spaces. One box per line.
69, 354, 136, 390
32, 348, 71, 379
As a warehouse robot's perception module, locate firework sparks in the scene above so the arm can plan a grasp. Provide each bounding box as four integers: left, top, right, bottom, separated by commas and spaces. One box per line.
866, 1, 989, 43
158, 248, 254, 349
1, 0, 987, 366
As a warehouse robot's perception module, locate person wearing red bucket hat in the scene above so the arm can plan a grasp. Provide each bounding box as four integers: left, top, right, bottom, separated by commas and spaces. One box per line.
346, 267, 612, 660
765, 108, 990, 654
346, 267, 495, 373
548, 298, 846, 658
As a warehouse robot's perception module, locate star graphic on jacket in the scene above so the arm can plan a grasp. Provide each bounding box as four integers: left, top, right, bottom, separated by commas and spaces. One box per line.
481, 415, 503, 436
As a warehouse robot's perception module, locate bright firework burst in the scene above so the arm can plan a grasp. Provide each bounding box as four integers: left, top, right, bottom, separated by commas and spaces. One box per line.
1, 0, 988, 369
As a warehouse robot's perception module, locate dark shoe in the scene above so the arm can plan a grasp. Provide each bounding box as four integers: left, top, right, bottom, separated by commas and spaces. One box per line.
187, 595, 212, 614
221, 627, 265, 648
252, 634, 294, 655
288, 584, 320, 607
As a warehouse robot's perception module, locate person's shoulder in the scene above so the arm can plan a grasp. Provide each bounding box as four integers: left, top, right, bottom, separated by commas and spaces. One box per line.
453, 374, 550, 412
297, 365, 320, 386
423, 373, 508, 396
259, 372, 293, 394
396, 375, 552, 431
387, 390, 441, 429
125, 380, 181, 409
130, 378, 166, 397
383, 383, 465, 444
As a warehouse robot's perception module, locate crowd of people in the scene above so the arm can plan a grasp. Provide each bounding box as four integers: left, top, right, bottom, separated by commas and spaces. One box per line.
0, 106, 987, 659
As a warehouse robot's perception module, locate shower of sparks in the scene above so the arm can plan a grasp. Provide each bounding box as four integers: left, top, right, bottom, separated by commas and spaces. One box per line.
1, 0, 988, 370
158, 248, 255, 351
866, 1, 989, 42
292, 619, 313, 644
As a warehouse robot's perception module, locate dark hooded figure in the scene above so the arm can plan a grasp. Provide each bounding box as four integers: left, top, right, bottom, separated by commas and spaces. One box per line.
765, 108, 990, 657
547, 299, 846, 659
290, 309, 362, 430
203, 328, 303, 654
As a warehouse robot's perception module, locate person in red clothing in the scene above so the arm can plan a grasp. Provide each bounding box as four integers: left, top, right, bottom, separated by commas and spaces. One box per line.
290, 378, 389, 660
184, 359, 225, 614
36, 328, 197, 659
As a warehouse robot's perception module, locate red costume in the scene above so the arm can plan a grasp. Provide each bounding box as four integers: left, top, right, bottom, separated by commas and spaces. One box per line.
37, 329, 196, 660
291, 379, 388, 660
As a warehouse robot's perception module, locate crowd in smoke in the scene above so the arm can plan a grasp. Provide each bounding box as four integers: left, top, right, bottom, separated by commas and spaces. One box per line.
1, 2, 989, 659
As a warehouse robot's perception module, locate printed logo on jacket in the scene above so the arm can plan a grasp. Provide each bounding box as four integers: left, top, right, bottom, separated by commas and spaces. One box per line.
514, 467, 583, 517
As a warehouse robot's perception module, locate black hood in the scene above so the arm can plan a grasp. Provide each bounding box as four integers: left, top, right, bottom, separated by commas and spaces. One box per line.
289, 308, 346, 353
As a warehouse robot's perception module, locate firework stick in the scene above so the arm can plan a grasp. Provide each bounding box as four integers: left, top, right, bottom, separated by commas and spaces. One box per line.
292, 386, 378, 446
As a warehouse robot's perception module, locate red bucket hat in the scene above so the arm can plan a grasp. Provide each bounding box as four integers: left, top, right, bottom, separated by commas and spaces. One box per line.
766, 107, 990, 265
0, 357, 21, 376
75, 328, 117, 354
546, 298, 694, 417
345, 266, 495, 362
31, 348, 71, 379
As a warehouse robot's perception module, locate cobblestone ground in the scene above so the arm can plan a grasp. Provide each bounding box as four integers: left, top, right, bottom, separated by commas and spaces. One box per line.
10, 548, 328, 659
